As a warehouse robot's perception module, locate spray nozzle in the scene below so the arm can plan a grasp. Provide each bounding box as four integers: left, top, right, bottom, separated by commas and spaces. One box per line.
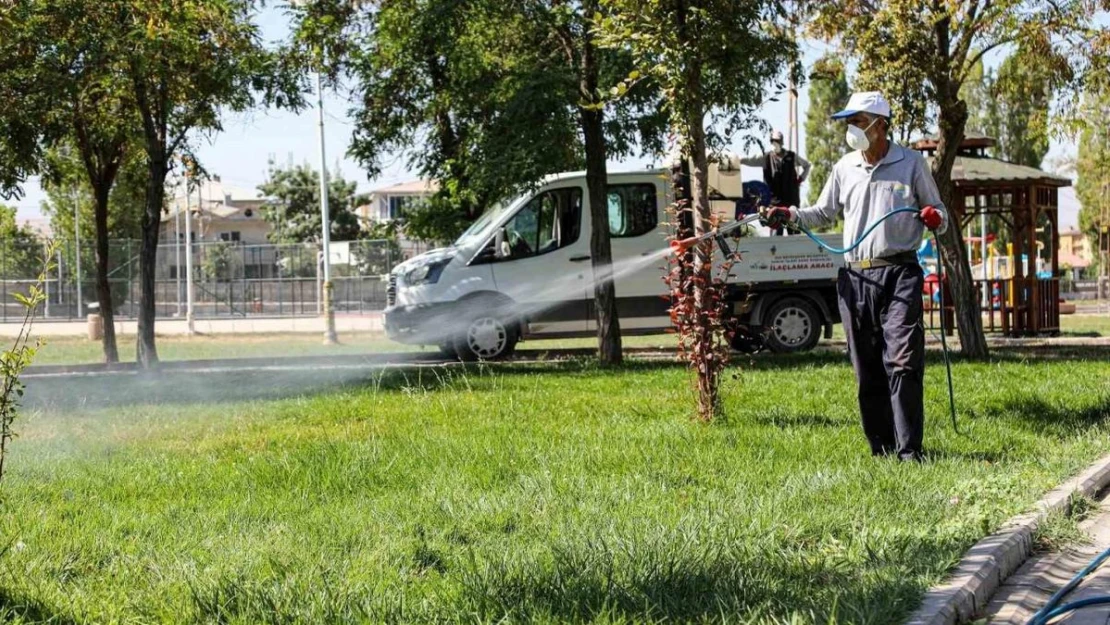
668, 213, 763, 256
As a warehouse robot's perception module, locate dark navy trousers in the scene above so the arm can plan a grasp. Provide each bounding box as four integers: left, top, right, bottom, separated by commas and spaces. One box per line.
836, 264, 926, 460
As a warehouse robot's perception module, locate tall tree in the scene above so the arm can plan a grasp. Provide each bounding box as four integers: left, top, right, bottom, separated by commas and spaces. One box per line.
40, 146, 146, 252
597, 0, 798, 419
295, 0, 582, 245
1076, 85, 1110, 276
121, 0, 303, 367
544, 0, 669, 365
960, 57, 998, 139
810, 0, 1105, 359
962, 50, 1056, 168
849, 3, 934, 144
296, 0, 667, 365
0, 0, 145, 363
258, 162, 363, 244
990, 48, 1061, 168
804, 55, 850, 206
0, 206, 42, 281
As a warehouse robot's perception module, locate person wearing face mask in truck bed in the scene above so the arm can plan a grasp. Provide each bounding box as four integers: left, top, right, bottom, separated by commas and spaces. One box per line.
741, 130, 811, 235
761, 91, 949, 462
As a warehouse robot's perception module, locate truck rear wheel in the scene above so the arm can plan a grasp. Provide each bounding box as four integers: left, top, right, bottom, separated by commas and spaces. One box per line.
763, 297, 821, 353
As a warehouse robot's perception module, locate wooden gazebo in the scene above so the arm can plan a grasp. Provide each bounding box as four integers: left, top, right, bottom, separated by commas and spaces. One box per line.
913, 133, 1071, 336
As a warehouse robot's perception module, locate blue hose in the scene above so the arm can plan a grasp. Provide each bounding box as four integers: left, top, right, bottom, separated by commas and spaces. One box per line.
792, 207, 921, 255
786, 207, 961, 435
1026, 546, 1110, 625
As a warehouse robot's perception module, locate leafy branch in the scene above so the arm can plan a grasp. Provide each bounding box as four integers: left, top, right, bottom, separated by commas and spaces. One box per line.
0, 241, 58, 486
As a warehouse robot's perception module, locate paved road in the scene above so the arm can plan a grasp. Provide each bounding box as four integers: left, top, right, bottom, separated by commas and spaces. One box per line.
986, 495, 1110, 624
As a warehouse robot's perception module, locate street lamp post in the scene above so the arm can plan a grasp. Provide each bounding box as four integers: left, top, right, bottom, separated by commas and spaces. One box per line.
73, 189, 82, 317
314, 65, 338, 344
185, 178, 197, 335
175, 183, 183, 317
291, 0, 338, 344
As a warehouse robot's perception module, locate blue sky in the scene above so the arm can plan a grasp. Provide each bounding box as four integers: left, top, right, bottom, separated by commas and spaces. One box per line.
11, 6, 1084, 229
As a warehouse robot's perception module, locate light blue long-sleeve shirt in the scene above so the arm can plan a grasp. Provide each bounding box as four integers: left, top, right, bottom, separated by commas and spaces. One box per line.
795, 142, 948, 262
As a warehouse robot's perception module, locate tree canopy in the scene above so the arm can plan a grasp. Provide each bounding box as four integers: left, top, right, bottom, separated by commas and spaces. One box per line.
257, 162, 363, 244
804, 55, 850, 206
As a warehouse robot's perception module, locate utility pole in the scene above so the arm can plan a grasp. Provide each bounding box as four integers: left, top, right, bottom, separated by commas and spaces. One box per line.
316, 67, 338, 345
186, 178, 197, 335
290, 0, 338, 344
73, 189, 82, 317
175, 184, 183, 317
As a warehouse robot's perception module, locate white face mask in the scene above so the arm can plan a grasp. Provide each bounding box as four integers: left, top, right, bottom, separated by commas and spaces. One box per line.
771, 143, 783, 154
845, 117, 880, 151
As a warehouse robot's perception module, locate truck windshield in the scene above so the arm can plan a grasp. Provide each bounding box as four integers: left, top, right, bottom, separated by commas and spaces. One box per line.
454, 197, 519, 247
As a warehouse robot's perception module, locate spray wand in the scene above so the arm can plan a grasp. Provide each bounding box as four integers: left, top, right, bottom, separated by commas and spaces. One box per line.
669, 212, 764, 257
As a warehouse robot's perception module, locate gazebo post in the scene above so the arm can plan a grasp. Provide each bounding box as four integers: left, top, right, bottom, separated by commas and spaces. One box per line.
1012, 188, 1027, 337
1049, 199, 1060, 333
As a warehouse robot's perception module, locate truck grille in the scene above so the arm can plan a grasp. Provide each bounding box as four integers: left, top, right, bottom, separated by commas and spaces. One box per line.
386, 274, 397, 307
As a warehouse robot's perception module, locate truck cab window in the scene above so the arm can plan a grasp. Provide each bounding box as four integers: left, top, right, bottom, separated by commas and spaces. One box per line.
502, 187, 582, 258
607, 184, 658, 237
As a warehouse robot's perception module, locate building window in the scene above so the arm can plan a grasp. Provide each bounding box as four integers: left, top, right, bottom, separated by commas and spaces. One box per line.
607, 184, 658, 237
219, 231, 241, 242
388, 196, 410, 220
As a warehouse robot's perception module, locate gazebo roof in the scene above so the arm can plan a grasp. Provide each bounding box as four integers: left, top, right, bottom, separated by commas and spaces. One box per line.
910, 133, 1071, 188
912, 131, 997, 153
940, 155, 1072, 188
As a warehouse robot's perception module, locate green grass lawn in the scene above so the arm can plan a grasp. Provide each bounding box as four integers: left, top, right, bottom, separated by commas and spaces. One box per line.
3, 350, 1109, 623
1060, 312, 1110, 336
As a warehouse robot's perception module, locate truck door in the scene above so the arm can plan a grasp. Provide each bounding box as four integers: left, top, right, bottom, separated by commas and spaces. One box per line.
491, 185, 591, 335
587, 179, 671, 332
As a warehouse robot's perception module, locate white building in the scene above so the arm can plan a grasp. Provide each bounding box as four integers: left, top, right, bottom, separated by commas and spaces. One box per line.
359, 179, 439, 259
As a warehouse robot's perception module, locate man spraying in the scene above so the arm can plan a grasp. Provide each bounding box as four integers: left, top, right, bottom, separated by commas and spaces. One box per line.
763, 91, 947, 462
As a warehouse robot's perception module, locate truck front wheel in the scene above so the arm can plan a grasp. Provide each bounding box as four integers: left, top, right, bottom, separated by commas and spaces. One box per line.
763, 297, 821, 353
453, 314, 519, 361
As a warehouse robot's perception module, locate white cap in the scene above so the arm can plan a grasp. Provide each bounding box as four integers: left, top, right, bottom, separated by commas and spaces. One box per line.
831, 91, 891, 119
770, 130, 784, 142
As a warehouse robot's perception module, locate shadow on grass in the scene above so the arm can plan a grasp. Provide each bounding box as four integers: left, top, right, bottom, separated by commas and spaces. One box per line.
994, 394, 1110, 439
0, 589, 77, 625
447, 535, 962, 624
181, 534, 960, 624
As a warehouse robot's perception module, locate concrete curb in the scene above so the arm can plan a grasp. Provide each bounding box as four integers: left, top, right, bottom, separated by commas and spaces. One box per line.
905, 452, 1110, 625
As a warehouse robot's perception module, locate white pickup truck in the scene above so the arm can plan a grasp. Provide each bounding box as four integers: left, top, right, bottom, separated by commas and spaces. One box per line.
383, 168, 847, 360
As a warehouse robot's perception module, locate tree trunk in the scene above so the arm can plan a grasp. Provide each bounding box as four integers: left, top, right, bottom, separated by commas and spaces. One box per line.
92, 185, 119, 363
136, 156, 166, 368
579, 10, 622, 366
686, 84, 718, 420
932, 97, 990, 359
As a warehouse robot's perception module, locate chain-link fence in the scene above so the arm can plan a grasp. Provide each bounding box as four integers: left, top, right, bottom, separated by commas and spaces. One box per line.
1, 238, 403, 323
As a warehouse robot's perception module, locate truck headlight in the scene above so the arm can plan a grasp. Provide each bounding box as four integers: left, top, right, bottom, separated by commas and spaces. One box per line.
404, 258, 451, 286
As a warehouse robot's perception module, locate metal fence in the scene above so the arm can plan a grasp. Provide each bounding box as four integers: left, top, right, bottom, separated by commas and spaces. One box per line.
1, 238, 405, 323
